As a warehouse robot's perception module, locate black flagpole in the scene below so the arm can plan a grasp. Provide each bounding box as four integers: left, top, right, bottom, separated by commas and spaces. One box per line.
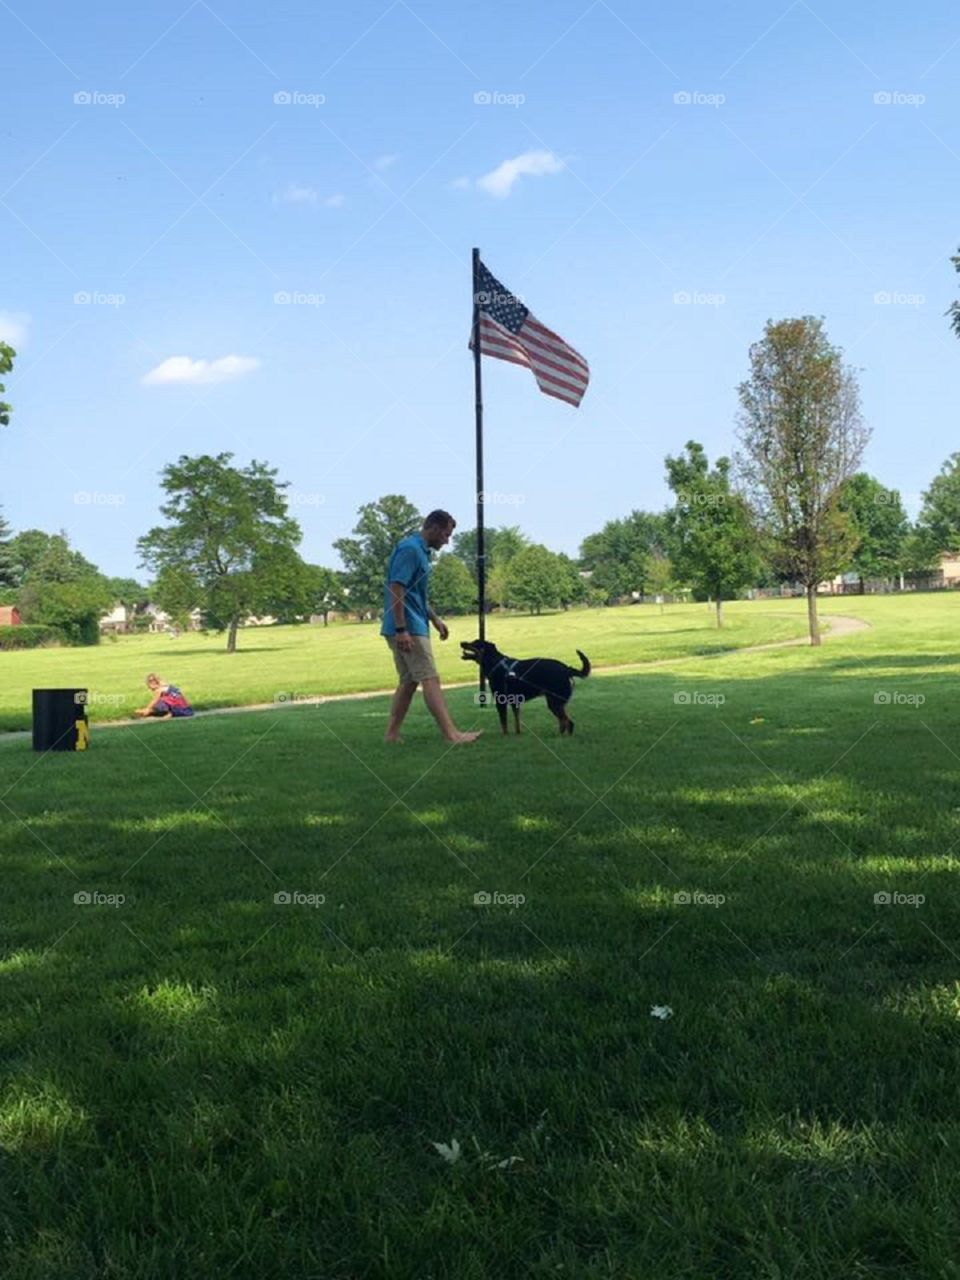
471, 246, 487, 704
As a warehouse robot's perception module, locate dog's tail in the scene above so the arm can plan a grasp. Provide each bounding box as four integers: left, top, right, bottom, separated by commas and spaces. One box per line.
568, 649, 591, 680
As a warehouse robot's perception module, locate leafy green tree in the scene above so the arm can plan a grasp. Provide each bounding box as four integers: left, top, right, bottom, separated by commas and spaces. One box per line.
150, 566, 201, 631
0, 342, 14, 427
899, 525, 942, 582
452, 525, 530, 580
665, 441, 761, 627
556, 552, 586, 609
18, 576, 113, 645
0, 509, 21, 587
334, 495, 421, 614
644, 552, 678, 612
836, 473, 909, 590
505, 544, 565, 614
736, 316, 870, 645
11, 530, 99, 583
579, 511, 670, 603
917, 452, 960, 553
305, 565, 348, 625
105, 576, 148, 608
138, 453, 302, 653
429, 554, 476, 615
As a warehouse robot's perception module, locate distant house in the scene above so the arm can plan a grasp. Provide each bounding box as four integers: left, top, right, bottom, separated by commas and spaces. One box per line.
100, 603, 134, 634
143, 603, 203, 633
938, 552, 960, 587
0, 605, 22, 626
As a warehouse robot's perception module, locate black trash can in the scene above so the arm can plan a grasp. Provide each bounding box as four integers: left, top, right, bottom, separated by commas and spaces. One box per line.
32, 688, 89, 752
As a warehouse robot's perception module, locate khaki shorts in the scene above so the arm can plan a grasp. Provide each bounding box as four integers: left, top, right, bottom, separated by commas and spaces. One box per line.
386, 634, 438, 684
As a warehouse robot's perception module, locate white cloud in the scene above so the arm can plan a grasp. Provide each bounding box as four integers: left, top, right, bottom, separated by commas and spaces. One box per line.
142, 355, 260, 387
274, 183, 345, 208
476, 150, 565, 198
0, 311, 30, 346
375, 154, 398, 171
274, 182, 319, 207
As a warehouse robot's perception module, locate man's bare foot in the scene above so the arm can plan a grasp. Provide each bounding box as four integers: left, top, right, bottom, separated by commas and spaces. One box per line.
445, 730, 482, 744
384, 733, 404, 744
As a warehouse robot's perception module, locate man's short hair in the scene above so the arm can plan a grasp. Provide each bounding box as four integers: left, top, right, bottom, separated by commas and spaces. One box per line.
423, 509, 456, 532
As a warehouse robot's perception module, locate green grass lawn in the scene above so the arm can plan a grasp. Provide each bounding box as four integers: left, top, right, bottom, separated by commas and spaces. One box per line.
1, 594, 960, 1277
0, 600, 823, 732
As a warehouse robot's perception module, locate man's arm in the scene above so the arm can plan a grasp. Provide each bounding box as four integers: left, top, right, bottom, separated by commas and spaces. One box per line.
427, 605, 449, 640
389, 582, 414, 650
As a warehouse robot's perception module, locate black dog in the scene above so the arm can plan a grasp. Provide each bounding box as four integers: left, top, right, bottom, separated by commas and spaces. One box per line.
460, 639, 591, 735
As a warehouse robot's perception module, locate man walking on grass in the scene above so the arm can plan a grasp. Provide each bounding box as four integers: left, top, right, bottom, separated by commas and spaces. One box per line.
382, 509, 481, 745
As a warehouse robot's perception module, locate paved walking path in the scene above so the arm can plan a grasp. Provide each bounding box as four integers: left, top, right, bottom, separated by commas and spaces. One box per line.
0, 614, 871, 745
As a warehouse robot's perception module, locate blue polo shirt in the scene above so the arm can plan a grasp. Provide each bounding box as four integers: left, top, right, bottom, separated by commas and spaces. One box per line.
381, 532, 431, 637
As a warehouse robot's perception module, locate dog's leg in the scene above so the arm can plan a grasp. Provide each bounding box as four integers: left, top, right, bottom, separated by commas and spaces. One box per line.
512, 702, 522, 735
495, 696, 509, 735
546, 696, 567, 735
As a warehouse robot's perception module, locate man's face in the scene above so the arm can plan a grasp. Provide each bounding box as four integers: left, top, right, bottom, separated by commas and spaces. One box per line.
147, 677, 160, 691
424, 521, 454, 550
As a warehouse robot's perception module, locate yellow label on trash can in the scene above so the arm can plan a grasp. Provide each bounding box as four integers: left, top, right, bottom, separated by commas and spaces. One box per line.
75, 719, 89, 751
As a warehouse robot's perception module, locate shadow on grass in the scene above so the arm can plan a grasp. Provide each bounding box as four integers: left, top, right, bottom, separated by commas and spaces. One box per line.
1, 667, 959, 1277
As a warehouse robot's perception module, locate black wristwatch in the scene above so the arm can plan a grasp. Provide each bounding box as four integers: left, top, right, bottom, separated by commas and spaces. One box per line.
396, 626, 407, 633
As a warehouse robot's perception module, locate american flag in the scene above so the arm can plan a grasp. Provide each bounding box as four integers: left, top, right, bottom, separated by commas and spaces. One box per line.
470, 260, 589, 407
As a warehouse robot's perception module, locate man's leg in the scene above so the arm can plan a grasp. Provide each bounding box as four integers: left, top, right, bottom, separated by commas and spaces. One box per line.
384, 680, 417, 743
420, 677, 481, 744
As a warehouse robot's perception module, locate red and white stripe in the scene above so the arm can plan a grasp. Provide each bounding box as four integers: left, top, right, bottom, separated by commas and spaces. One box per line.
476, 313, 590, 407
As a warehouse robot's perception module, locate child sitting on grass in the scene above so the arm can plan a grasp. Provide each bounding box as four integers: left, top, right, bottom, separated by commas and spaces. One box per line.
133, 673, 195, 719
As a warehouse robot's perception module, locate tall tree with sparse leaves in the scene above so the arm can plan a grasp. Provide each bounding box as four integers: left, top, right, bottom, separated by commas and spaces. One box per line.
736, 317, 870, 645
138, 453, 302, 653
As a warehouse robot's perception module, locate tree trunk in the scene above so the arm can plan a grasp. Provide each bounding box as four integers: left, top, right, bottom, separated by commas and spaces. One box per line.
226, 615, 239, 653
806, 585, 821, 646
715, 597, 723, 628
859, 576, 865, 595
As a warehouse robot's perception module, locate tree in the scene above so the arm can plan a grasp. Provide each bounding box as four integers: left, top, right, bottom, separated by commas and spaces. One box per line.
645, 552, 678, 612
306, 565, 348, 625
18, 576, 113, 644
505, 544, 565, 614
917, 452, 960, 553
0, 509, 21, 587
334, 495, 421, 614
556, 552, 586, 609
736, 317, 870, 645
836, 473, 909, 591
138, 453, 302, 653
452, 525, 530, 580
11, 529, 98, 583
899, 525, 942, 584
579, 511, 670, 603
430, 554, 476, 615
665, 441, 761, 627
105, 576, 149, 608
0, 343, 14, 427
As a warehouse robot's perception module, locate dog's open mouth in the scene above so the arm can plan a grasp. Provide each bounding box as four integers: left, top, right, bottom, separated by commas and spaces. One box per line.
460, 640, 482, 663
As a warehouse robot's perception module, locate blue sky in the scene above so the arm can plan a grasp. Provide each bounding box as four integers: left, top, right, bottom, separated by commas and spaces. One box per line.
3, 0, 960, 579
